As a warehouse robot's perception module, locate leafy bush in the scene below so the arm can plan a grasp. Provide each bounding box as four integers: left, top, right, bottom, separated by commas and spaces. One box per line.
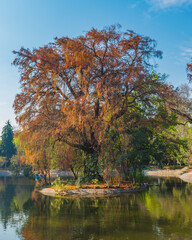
23, 165, 34, 179
103, 169, 121, 186
92, 179, 100, 184
52, 176, 65, 188
9, 164, 21, 176
75, 176, 82, 188
75, 175, 95, 187
129, 170, 145, 184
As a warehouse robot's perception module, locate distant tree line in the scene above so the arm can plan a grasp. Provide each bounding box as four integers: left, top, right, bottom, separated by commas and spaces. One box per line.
0, 121, 16, 168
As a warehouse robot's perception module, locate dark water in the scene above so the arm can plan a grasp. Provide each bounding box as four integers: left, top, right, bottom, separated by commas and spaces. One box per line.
0, 177, 192, 240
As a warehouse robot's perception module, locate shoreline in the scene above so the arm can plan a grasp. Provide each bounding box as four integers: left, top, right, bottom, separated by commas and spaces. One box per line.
145, 167, 192, 183
2, 167, 192, 197
0, 170, 13, 177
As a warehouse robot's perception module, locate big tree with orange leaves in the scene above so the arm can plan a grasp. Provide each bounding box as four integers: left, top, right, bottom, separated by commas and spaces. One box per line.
13, 25, 169, 179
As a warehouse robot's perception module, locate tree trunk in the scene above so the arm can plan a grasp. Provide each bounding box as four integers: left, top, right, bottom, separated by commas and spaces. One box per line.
133, 167, 137, 184
48, 171, 51, 185
70, 165, 78, 180
44, 174, 47, 184
83, 153, 103, 181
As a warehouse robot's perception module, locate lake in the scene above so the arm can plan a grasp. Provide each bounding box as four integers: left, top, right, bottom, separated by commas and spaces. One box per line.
0, 176, 192, 240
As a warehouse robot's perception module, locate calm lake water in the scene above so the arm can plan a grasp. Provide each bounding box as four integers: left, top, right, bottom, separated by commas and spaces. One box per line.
0, 177, 192, 240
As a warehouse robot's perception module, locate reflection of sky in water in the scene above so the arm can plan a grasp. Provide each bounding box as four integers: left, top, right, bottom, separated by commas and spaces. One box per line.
0, 177, 34, 240
0, 224, 24, 240
0, 177, 192, 240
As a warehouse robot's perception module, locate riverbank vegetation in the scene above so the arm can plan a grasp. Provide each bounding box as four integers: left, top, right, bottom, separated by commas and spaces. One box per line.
3, 25, 192, 186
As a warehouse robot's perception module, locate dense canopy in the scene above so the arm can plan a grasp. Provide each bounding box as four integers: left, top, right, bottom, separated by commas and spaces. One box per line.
13, 26, 167, 154
12, 25, 190, 182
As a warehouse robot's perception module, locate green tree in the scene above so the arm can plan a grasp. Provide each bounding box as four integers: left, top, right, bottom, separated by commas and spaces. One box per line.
0, 121, 16, 168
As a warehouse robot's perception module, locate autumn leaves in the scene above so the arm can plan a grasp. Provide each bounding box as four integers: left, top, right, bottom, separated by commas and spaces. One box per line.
12, 25, 189, 181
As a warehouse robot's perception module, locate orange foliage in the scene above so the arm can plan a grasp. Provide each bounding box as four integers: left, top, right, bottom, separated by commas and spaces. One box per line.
13, 25, 167, 159
187, 60, 192, 82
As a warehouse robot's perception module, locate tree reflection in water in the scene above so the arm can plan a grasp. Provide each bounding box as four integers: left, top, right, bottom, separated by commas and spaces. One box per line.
0, 177, 192, 240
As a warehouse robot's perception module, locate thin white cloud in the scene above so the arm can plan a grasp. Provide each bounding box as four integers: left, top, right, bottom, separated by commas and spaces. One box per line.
181, 47, 192, 58
148, 0, 192, 9
176, 46, 192, 65
0, 101, 7, 106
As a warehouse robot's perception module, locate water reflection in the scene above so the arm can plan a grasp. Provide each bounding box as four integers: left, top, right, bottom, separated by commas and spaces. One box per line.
0, 177, 34, 240
0, 177, 192, 240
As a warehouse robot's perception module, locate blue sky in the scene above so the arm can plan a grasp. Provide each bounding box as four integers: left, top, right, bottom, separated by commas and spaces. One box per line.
0, 0, 192, 133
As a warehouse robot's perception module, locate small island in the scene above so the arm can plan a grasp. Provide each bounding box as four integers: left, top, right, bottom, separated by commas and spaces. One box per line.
38, 181, 147, 198
37, 167, 192, 198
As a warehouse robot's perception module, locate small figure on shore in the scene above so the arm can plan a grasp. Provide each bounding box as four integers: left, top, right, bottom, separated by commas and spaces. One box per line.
35, 174, 44, 181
